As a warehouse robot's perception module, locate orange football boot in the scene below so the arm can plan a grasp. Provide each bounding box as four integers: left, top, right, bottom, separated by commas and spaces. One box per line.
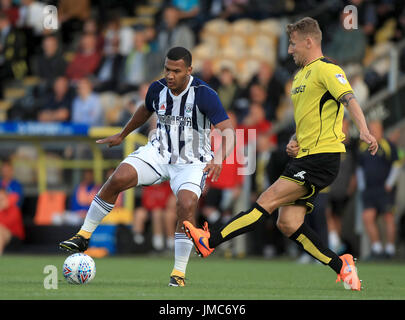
183, 221, 214, 258
336, 254, 362, 291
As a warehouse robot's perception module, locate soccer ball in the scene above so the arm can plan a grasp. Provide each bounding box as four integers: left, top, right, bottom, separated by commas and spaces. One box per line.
63, 253, 96, 285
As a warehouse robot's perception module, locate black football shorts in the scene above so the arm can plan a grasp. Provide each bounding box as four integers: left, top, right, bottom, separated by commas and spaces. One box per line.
280, 153, 341, 213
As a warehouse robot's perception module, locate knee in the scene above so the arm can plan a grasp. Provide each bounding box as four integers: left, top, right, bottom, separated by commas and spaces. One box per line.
106, 170, 132, 192
177, 198, 196, 214
276, 217, 300, 237
177, 196, 198, 219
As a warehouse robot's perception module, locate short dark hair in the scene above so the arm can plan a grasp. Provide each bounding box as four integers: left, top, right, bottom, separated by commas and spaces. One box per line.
166, 47, 192, 67
286, 17, 322, 44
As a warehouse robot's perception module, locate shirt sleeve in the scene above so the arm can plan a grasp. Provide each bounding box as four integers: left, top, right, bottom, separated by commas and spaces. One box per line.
145, 81, 162, 112
318, 63, 354, 102
197, 87, 229, 125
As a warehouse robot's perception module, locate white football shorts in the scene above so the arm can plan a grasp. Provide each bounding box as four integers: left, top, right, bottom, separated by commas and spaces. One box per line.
121, 142, 208, 198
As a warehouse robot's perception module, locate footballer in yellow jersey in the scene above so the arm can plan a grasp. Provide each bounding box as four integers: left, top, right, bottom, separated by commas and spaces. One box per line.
182, 17, 378, 291
291, 56, 353, 158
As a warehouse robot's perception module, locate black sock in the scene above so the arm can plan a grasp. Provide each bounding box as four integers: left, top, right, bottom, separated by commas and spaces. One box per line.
289, 222, 343, 274
209, 202, 269, 248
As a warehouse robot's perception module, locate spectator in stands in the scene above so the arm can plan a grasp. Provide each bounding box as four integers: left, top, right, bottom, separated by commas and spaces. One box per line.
0, 158, 23, 208
324, 10, 367, 66
35, 35, 67, 94
16, 0, 45, 64
0, 12, 27, 98
93, 34, 124, 93
66, 33, 102, 82
0, 188, 25, 255
37, 76, 73, 123
82, 17, 104, 52
220, 0, 250, 22
115, 82, 150, 128
58, 0, 91, 45
193, 59, 220, 91
132, 182, 177, 252
358, 120, 401, 259
103, 14, 133, 56
70, 169, 100, 217
118, 27, 161, 94
17, 0, 44, 35
71, 77, 104, 126
248, 83, 275, 121
171, 0, 200, 22
245, 62, 284, 121
156, 6, 195, 55
0, 0, 19, 26
348, 0, 377, 44
216, 66, 241, 112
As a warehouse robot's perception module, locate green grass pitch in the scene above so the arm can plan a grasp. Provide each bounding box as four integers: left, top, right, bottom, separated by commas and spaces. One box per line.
0, 254, 404, 300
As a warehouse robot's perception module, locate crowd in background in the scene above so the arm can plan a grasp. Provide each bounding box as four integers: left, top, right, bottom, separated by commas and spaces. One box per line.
0, 0, 405, 259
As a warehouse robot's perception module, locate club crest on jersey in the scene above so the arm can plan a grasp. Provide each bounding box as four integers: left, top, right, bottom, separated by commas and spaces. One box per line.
185, 103, 193, 115
335, 74, 347, 84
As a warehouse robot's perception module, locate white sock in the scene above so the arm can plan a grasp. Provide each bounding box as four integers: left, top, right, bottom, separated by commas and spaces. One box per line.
385, 243, 395, 256
371, 241, 383, 254
171, 233, 193, 277
207, 210, 220, 224
166, 236, 175, 250
328, 231, 341, 251
81, 195, 114, 233
152, 234, 164, 250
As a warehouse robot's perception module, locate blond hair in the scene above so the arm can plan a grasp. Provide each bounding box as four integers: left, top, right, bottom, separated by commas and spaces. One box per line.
286, 17, 322, 44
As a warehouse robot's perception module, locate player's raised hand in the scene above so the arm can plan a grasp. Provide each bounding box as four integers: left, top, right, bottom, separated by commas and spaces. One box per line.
204, 161, 223, 182
286, 139, 300, 158
96, 133, 123, 148
360, 131, 378, 155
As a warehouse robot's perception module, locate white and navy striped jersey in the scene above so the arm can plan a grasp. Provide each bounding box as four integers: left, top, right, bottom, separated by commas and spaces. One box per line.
145, 75, 228, 164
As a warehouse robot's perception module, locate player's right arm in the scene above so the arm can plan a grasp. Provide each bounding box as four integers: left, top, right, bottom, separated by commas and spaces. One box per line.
96, 104, 153, 147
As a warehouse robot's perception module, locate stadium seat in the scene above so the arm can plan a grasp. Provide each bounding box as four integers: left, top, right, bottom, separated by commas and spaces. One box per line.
34, 191, 66, 225
192, 43, 218, 61
219, 33, 246, 51
257, 18, 282, 37
202, 18, 230, 35
230, 19, 257, 36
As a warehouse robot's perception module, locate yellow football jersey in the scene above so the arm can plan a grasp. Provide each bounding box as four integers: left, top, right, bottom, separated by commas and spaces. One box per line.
291, 56, 353, 158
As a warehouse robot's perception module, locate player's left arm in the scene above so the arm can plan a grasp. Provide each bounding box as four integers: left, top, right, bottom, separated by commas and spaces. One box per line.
205, 118, 235, 182
319, 63, 378, 155
199, 88, 235, 182
339, 93, 378, 155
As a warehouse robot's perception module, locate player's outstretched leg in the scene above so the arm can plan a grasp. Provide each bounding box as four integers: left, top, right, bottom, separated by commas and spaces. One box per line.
183, 178, 307, 257
278, 205, 362, 290
59, 163, 138, 253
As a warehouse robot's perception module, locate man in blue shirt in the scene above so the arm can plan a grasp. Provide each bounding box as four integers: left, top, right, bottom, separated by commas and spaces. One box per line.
358, 120, 401, 259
